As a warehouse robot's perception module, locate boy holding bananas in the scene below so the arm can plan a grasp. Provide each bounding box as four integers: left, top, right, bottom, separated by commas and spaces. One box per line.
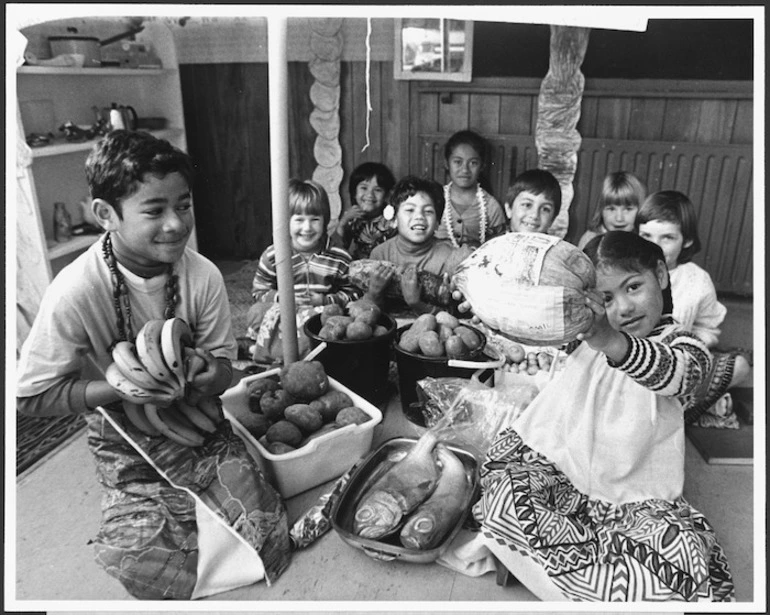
17, 131, 290, 599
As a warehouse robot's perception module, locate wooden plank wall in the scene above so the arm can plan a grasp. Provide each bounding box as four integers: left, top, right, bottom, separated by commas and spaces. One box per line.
408, 77, 753, 296
180, 63, 273, 260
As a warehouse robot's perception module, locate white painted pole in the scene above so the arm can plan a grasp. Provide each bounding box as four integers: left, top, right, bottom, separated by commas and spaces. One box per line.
267, 17, 299, 364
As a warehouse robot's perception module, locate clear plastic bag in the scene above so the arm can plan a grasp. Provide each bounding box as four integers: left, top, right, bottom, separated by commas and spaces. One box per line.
415, 375, 540, 462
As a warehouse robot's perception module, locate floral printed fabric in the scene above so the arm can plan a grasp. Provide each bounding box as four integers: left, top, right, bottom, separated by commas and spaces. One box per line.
86, 406, 291, 600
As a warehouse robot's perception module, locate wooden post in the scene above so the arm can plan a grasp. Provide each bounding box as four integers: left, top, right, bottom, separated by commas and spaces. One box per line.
268, 16, 299, 364
536, 25, 590, 239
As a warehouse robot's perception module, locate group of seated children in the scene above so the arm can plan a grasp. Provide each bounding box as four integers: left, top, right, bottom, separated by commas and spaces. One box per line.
242, 127, 743, 601
245, 128, 562, 355
16, 129, 741, 602
247, 131, 749, 415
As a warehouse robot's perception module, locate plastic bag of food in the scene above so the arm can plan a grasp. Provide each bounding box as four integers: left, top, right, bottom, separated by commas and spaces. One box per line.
451, 232, 595, 346
415, 376, 539, 462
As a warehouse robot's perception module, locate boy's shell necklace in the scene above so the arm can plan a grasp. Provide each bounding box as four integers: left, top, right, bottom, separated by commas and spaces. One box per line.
102, 232, 178, 344
442, 182, 487, 248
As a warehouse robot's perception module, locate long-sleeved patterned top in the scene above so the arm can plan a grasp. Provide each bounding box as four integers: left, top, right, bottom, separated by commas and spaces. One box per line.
251, 243, 361, 307
513, 316, 712, 504
329, 213, 396, 260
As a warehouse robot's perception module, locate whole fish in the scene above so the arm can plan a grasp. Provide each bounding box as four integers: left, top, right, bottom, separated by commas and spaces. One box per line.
348, 259, 453, 307
399, 445, 472, 550
353, 431, 440, 539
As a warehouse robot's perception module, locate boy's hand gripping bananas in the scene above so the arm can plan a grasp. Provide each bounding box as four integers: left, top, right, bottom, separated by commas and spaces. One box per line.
107, 317, 224, 446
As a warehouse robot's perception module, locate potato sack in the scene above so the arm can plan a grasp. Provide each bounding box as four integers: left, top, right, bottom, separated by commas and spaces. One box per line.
452, 232, 595, 345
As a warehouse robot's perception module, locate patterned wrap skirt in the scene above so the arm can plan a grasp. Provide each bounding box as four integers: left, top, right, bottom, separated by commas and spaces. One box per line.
473, 428, 735, 602
84, 406, 291, 600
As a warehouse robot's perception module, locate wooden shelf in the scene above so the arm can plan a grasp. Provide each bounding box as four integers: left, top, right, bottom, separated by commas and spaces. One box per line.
46, 234, 101, 260
30, 129, 183, 158
18, 66, 170, 76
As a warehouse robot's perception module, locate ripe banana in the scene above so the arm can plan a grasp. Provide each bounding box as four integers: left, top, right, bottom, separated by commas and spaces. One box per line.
160, 317, 193, 388
144, 403, 206, 447
122, 400, 162, 437
112, 340, 177, 393
105, 362, 177, 405
196, 396, 223, 423
176, 398, 218, 433
136, 319, 180, 393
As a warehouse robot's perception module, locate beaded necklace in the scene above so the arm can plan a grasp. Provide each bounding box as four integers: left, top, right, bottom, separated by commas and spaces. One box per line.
101, 233, 178, 344
442, 182, 487, 248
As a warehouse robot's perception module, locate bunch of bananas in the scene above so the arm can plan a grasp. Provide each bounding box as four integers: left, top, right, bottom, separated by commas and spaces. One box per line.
105, 317, 223, 447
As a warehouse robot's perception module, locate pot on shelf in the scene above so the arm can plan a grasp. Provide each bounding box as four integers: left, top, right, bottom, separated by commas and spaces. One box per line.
48, 25, 145, 68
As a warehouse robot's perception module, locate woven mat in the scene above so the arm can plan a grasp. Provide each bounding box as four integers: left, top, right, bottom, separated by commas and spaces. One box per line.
17, 413, 86, 476
223, 260, 259, 338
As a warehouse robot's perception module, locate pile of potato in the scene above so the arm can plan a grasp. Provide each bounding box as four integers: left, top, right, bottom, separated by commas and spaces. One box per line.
231, 361, 372, 455
499, 346, 556, 375
316, 298, 391, 342
398, 312, 485, 360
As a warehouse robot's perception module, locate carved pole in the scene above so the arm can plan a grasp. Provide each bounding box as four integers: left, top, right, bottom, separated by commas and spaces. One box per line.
535, 26, 590, 239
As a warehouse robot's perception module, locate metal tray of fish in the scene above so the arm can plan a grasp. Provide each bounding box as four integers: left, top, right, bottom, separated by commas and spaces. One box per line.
331, 436, 480, 563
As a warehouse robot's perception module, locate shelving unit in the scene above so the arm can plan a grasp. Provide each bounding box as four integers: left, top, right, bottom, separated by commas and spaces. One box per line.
14, 19, 193, 348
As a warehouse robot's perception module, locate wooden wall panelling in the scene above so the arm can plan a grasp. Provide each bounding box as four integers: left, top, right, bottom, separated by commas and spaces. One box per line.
180, 63, 272, 260
709, 154, 753, 289
731, 99, 753, 143
697, 99, 738, 144
594, 98, 633, 140
626, 98, 665, 141
337, 60, 355, 198
661, 99, 701, 143
288, 62, 317, 183
728, 181, 753, 295
437, 94, 470, 133
337, 61, 404, 209
499, 94, 536, 135
470, 93, 501, 135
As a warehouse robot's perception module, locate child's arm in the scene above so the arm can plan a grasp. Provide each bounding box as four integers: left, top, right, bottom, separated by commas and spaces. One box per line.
313, 248, 362, 307
399, 265, 446, 315
17, 378, 119, 417
331, 208, 361, 247
576, 290, 630, 363
579, 290, 711, 399
610, 329, 711, 399
251, 245, 280, 303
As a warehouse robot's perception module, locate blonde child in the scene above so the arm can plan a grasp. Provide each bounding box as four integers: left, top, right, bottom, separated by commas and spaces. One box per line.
366, 175, 473, 315
637, 190, 751, 428
473, 231, 733, 602
577, 170, 646, 249
16, 131, 290, 599
504, 168, 561, 234
247, 178, 361, 362
330, 161, 397, 259
435, 129, 507, 248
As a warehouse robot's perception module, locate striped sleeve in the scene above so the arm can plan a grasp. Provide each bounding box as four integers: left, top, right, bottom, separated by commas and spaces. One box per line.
609, 326, 712, 401
316, 247, 362, 306
251, 245, 279, 302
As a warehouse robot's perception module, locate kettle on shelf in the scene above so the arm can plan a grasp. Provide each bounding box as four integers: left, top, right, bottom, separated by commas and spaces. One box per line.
104, 102, 139, 131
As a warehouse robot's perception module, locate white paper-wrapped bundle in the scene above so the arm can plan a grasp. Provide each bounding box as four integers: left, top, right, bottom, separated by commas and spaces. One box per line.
452, 232, 595, 345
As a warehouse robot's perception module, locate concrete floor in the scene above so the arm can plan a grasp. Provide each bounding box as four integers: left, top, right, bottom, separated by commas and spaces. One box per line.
11, 297, 760, 608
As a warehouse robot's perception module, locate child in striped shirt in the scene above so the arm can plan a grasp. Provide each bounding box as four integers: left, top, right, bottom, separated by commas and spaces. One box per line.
247, 179, 361, 363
